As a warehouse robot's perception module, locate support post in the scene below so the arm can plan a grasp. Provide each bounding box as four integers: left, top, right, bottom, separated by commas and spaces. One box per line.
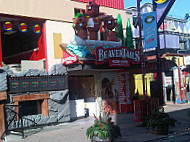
178, 58, 182, 101
0, 102, 5, 142
42, 99, 49, 116
137, 0, 146, 100
153, 1, 164, 105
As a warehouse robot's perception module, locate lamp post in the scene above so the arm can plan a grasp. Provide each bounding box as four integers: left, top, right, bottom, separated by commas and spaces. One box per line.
137, 0, 146, 100
152, 0, 164, 105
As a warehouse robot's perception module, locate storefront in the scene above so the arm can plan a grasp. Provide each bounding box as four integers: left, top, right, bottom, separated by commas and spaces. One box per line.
56, 1, 142, 117
0, 15, 46, 71
63, 45, 142, 116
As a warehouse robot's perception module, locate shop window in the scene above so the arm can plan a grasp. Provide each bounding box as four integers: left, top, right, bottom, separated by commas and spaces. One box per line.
19, 100, 42, 116
1, 18, 44, 64
68, 75, 95, 102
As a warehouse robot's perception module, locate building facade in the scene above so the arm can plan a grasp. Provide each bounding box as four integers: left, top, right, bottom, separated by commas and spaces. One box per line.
127, 2, 190, 104
0, 1, 139, 140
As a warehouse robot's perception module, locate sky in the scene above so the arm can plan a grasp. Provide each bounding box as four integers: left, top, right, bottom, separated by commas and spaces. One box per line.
124, 0, 190, 20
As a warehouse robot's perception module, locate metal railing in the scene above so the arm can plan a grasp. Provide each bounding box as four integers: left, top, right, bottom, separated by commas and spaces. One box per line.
3, 104, 24, 140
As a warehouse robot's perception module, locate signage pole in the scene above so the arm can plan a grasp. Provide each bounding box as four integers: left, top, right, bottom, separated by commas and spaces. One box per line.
153, 1, 164, 105
137, 0, 146, 100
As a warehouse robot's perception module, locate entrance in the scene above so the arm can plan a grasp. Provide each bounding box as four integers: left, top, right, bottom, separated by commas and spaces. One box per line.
164, 71, 175, 103
68, 75, 95, 117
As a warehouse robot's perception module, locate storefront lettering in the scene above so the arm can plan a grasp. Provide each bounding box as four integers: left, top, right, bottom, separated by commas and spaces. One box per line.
95, 47, 141, 67
61, 55, 78, 65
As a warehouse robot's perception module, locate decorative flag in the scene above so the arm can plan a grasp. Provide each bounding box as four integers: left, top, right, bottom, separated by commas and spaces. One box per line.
153, 0, 176, 28
4, 22, 13, 31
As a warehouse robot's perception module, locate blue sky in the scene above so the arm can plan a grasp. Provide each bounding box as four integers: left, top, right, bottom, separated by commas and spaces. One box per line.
124, 0, 190, 19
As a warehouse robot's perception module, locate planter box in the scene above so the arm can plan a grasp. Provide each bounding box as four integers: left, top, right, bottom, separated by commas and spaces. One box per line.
149, 127, 169, 135
92, 136, 110, 142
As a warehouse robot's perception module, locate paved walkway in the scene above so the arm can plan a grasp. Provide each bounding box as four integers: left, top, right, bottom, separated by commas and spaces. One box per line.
3, 103, 190, 142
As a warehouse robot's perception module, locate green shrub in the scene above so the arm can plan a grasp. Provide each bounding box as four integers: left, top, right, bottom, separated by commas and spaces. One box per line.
86, 115, 121, 141
145, 111, 176, 134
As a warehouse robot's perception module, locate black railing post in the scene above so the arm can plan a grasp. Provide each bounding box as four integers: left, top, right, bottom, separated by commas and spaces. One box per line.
19, 105, 25, 139
3, 105, 8, 135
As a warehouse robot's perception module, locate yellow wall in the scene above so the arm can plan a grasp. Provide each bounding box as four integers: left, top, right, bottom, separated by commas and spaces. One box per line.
133, 73, 154, 99
165, 56, 184, 66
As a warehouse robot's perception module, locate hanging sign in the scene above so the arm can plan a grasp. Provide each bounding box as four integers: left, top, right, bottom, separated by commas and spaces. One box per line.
184, 56, 190, 66
4, 22, 13, 31
142, 11, 158, 49
95, 47, 141, 67
33, 24, 41, 34
19, 23, 27, 33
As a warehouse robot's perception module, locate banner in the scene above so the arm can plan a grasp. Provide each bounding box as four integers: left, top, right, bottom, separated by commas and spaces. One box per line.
154, 0, 176, 27
101, 71, 132, 113
142, 11, 158, 49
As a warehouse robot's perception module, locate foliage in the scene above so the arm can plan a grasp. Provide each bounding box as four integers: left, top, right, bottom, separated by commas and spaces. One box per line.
86, 114, 121, 142
145, 111, 176, 134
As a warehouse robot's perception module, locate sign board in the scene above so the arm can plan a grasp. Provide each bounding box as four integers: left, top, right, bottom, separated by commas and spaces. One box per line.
61, 44, 78, 65
8, 76, 68, 93
184, 56, 190, 65
142, 11, 158, 49
165, 76, 172, 87
61, 55, 78, 65
95, 47, 141, 67
159, 34, 179, 49
145, 60, 175, 72
4, 22, 13, 31
19, 23, 28, 33
33, 24, 41, 34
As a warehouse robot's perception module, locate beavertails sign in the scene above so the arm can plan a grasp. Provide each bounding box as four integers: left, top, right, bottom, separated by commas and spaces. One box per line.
95, 47, 141, 67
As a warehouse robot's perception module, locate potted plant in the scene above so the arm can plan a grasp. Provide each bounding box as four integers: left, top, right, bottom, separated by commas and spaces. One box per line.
86, 114, 121, 142
145, 111, 176, 135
